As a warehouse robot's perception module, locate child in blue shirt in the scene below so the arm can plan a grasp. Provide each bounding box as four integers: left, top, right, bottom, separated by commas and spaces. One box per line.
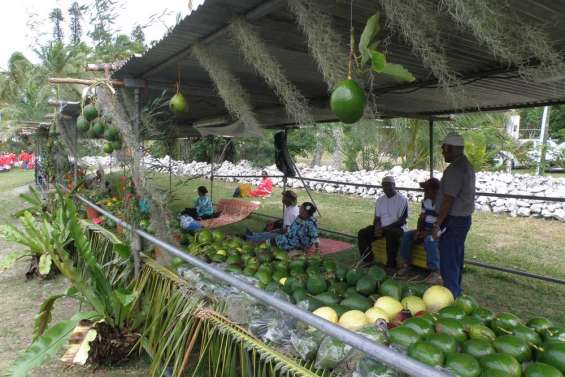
183, 186, 214, 220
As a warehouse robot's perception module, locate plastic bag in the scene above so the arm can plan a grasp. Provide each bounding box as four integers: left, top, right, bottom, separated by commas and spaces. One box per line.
179, 214, 202, 231
290, 329, 324, 361
353, 357, 400, 377
247, 303, 294, 345
315, 336, 353, 370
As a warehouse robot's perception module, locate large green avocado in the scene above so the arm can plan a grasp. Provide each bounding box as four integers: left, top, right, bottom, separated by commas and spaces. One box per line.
426, 333, 458, 354
83, 104, 98, 121
76, 115, 89, 133
471, 307, 495, 326
378, 278, 403, 300
345, 269, 363, 286
389, 326, 421, 349
366, 265, 387, 283
435, 318, 467, 343
340, 294, 372, 311
493, 335, 532, 362
402, 317, 434, 338
527, 318, 554, 335
536, 342, 565, 374
306, 274, 327, 295
512, 324, 543, 347
479, 353, 522, 377
491, 312, 523, 335
524, 362, 564, 377
314, 292, 340, 306
407, 341, 445, 367
462, 339, 495, 359
467, 324, 496, 342
438, 305, 466, 320
444, 352, 481, 377
329, 79, 366, 124
455, 294, 478, 315
356, 275, 377, 296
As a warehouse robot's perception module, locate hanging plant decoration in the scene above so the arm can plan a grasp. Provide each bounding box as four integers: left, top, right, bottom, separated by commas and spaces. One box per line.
169, 67, 187, 114
357, 11, 416, 83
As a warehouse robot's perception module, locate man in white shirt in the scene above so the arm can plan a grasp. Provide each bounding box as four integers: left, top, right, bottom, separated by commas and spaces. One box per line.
357, 176, 408, 268
246, 190, 299, 242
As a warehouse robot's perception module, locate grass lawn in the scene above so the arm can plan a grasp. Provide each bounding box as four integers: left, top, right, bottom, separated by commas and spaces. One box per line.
145, 172, 565, 325
0, 170, 149, 376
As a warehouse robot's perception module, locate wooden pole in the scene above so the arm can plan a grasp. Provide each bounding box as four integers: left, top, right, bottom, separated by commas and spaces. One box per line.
48, 77, 124, 86
429, 118, 434, 178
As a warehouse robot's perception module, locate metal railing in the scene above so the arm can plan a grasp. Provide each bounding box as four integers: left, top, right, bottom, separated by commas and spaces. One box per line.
213, 174, 565, 203
74, 193, 449, 377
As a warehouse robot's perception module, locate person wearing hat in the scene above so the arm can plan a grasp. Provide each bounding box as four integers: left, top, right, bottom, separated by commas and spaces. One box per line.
398, 178, 442, 284
268, 202, 320, 252
357, 176, 408, 268
432, 132, 476, 297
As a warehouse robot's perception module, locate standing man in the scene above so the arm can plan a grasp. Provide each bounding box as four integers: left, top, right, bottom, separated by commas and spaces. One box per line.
358, 176, 408, 268
433, 132, 476, 297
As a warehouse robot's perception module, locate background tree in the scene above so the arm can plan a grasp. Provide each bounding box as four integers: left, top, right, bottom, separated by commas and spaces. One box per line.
49, 8, 64, 43
88, 0, 118, 53
68, 2, 86, 45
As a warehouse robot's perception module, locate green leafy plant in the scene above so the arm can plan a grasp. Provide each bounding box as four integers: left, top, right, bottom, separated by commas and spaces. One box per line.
5, 190, 140, 376
358, 12, 416, 83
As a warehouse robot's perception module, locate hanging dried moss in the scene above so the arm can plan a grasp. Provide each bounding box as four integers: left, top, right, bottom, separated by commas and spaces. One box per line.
439, 0, 564, 78
191, 43, 262, 136
287, 0, 348, 91
229, 18, 313, 127
379, 0, 461, 97
97, 87, 177, 247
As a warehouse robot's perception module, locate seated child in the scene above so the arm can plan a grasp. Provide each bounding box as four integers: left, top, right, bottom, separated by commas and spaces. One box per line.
182, 186, 214, 220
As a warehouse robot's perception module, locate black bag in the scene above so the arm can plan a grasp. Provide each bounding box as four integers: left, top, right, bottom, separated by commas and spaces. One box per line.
274, 131, 296, 177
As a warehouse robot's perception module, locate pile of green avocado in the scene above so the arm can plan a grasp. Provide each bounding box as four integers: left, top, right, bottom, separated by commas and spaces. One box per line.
176, 230, 565, 377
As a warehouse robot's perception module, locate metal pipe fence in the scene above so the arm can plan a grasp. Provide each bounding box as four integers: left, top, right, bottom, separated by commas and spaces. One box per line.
213, 174, 565, 203
74, 193, 449, 377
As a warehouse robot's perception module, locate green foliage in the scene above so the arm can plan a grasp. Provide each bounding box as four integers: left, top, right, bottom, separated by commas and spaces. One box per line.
33, 294, 67, 340
6, 312, 97, 377
358, 12, 415, 83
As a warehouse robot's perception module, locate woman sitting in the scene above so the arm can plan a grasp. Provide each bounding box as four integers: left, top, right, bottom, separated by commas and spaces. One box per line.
182, 186, 214, 220
271, 202, 320, 252
246, 190, 299, 243
249, 171, 273, 198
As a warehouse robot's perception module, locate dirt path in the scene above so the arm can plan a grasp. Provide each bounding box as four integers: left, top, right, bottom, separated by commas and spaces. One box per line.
0, 172, 148, 376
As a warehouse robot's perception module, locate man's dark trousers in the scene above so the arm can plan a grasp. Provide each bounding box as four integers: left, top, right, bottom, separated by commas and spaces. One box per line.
358, 225, 404, 267
439, 215, 472, 297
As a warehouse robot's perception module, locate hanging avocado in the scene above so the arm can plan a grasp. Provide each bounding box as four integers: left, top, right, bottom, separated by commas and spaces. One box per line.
330, 79, 366, 124
83, 104, 98, 121
91, 118, 106, 137
111, 139, 122, 151
103, 127, 120, 141
103, 142, 114, 154
169, 92, 187, 114
76, 115, 89, 133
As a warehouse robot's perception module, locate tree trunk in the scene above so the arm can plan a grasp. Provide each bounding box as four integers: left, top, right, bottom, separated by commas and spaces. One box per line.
330, 127, 343, 169
310, 130, 323, 167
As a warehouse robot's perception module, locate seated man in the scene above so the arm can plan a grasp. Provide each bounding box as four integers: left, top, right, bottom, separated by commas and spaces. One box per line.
357, 176, 408, 268
398, 178, 442, 284
249, 170, 273, 198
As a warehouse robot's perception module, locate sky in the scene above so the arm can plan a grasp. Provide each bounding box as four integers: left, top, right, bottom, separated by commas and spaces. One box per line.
0, 0, 205, 69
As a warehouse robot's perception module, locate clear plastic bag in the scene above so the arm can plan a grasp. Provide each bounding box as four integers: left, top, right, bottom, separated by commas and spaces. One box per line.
289, 329, 324, 361
353, 357, 400, 377
247, 304, 294, 345
315, 335, 353, 370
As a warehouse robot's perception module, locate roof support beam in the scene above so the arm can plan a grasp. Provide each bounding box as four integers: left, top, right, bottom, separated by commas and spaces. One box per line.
139, 0, 287, 78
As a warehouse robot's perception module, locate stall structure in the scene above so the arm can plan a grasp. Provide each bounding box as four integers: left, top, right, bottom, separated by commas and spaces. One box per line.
45, 1, 565, 376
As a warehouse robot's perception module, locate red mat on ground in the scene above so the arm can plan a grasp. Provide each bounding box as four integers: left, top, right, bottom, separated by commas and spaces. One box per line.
306, 238, 354, 255
200, 199, 260, 229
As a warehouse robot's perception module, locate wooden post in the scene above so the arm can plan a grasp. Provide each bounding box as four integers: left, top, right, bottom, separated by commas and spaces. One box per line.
429, 118, 434, 179
131, 87, 142, 278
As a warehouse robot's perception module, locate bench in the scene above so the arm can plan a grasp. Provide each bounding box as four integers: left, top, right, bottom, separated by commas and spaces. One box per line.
371, 239, 428, 269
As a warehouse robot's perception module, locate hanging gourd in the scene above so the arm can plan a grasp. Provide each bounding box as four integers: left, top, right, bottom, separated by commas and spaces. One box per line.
169, 67, 187, 114
330, 6, 366, 124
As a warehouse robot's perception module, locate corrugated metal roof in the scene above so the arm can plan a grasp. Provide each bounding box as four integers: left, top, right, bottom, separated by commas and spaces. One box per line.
113, 0, 565, 127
